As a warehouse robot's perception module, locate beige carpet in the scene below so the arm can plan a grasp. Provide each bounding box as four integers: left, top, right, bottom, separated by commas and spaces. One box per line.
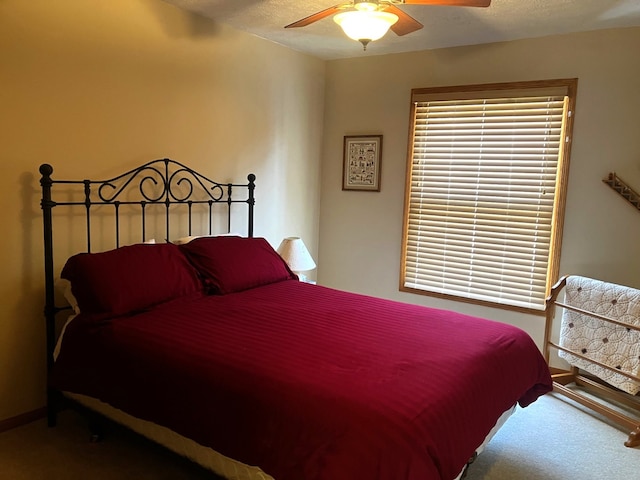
1, 393, 639, 479
0, 409, 218, 479
464, 393, 640, 480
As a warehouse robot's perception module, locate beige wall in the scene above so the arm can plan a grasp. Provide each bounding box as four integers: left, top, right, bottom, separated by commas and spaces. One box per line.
319, 27, 640, 345
3, 0, 639, 425
0, 0, 325, 422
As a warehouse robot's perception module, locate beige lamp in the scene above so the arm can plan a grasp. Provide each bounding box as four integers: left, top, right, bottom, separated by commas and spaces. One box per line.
277, 237, 316, 283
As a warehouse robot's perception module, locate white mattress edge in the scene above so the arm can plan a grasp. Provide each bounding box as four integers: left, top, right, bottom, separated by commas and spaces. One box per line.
63, 391, 274, 480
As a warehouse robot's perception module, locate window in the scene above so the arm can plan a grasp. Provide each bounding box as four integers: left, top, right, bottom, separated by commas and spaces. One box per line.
401, 79, 577, 312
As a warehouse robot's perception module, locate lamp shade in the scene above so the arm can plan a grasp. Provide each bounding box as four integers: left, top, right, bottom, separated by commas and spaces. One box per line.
334, 10, 398, 43
277, 237, 316, 272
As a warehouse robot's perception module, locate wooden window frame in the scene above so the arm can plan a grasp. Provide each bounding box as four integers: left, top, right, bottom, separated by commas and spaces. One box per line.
400, 79, 578, 314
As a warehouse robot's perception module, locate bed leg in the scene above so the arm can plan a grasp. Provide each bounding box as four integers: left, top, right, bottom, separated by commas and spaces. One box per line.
88, 420, 104, 443
86, 412, 105, 443
47, 408, 57, 428
47, 387, 58, 427
459, 452, 478, 479
624, 426, 640, 448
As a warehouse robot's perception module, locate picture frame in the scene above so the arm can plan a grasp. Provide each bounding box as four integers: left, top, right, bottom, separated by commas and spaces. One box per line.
342, 135, 382, 192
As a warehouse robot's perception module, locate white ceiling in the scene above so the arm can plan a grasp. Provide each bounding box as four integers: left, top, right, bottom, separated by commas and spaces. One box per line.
161, 0, 640, 60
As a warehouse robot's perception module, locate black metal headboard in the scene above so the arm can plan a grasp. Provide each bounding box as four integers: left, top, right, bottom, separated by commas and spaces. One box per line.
39, 158, 255, 425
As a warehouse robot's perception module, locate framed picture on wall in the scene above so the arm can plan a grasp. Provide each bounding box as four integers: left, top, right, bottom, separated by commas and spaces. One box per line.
342, 135, 382, 191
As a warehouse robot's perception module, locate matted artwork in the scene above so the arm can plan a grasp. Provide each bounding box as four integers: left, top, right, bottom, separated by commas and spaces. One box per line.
342, 135, 382, 191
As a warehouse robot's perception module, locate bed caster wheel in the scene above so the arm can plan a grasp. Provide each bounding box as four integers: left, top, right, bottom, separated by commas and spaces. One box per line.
87, 417, 104, 443
460, 452, 478, 479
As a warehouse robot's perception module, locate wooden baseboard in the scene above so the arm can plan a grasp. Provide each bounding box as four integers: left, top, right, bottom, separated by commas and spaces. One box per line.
0, 407, 47, 433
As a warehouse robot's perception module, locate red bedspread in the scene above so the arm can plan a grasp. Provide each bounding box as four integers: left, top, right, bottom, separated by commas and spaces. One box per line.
52, 280, 552, 480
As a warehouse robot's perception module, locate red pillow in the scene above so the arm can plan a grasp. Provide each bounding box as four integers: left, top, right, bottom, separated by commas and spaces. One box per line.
61, 243, 202, 316
180, 236, 296, 294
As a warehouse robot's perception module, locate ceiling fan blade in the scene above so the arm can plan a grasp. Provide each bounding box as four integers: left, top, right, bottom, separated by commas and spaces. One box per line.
384, 5, 424, 36
285, 5, 344, 29
403, 0, 491, 6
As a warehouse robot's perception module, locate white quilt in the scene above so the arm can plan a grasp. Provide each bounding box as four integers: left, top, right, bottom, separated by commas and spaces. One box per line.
559, 275, 640, 395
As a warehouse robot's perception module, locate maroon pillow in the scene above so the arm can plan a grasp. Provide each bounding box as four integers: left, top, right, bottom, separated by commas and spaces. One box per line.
61, 243, 202, 316
180, 236, 296, 294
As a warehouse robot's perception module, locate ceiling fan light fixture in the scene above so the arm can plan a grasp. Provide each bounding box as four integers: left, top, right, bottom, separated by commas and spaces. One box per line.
333, 10, 399, 49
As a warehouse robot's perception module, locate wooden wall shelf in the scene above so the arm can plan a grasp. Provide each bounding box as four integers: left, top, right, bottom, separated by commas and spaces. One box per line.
603, 172, 640, 212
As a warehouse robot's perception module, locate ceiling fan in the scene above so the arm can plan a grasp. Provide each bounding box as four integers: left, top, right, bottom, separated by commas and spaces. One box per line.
285, 0, 491, 50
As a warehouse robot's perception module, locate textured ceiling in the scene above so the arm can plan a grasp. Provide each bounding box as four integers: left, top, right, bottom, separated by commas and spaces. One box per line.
161, 0, 640, 60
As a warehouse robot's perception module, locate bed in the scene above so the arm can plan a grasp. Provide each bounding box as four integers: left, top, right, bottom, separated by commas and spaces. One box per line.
41, 159, 553, 480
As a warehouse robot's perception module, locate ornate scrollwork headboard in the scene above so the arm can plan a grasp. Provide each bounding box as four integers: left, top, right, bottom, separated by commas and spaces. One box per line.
39, 158, 256, 425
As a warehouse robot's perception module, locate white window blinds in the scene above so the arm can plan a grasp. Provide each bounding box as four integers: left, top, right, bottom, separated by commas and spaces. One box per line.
402, 82, 575, 311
